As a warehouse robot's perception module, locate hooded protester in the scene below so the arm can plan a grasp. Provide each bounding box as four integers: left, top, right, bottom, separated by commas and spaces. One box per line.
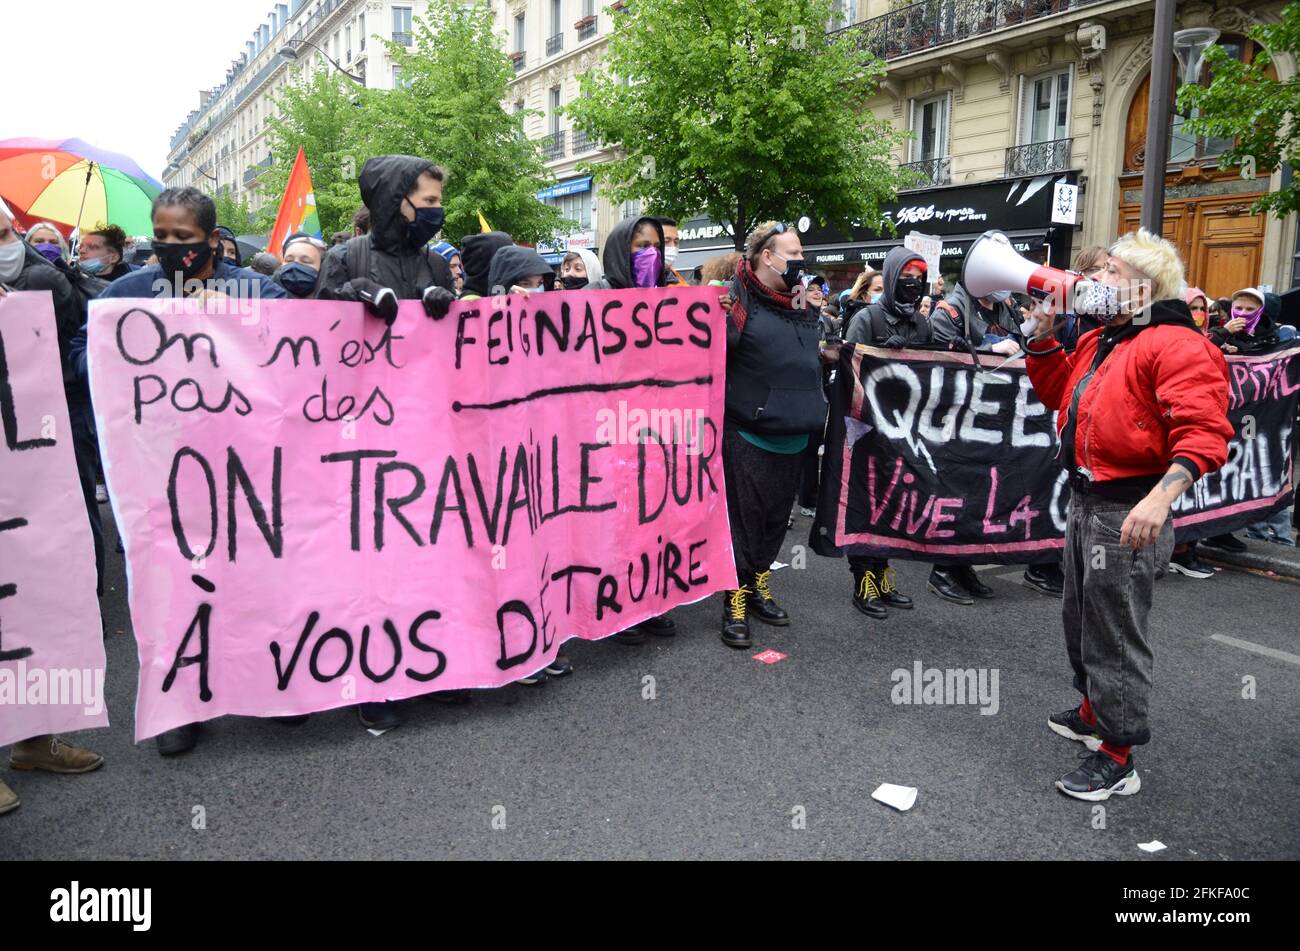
1210, 286, 1280, 355
717, 221, 824, 649
557, 248, 608, 290
277, 233, 328, 299
1024, 229, 1232, 802
318, 155, 456, 325
601, 215, 667, 291
488, 245, 553, 294
844, 246, 932, 348
458, 231, 514, 299
215, 225, 240, 265
931, 281, 1023, 353
837, 246, 926, 621
430, 241, 464, 293
598, 214, 678, 644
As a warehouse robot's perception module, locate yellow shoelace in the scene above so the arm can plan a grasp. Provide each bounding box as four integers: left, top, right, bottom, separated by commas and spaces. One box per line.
858, 571, 881, 601
753, 569, 774, 601
729, 585, 752, 620
880, 567, 899, 594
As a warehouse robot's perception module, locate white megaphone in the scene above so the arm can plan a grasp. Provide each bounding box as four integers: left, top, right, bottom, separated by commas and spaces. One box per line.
961, 230, 1118, 316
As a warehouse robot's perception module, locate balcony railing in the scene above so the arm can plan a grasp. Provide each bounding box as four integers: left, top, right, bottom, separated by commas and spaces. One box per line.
393, 31, 412, 47
577, 19, 597, 40
546, 32, 564, 55
512, 51, 525, 73
1005, 137, 1073, 176
541, 130, 566, 161
572, 129, 598, 153
901, 155, 951, 187
832, 0, 1101, 60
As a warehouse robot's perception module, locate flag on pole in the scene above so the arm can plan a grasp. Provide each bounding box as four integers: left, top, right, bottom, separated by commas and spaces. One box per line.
477, 210, 492, 233
268, 146, 323, 258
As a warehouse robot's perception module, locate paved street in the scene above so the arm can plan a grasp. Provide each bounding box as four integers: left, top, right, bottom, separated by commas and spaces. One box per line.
3, 503, 1298, 860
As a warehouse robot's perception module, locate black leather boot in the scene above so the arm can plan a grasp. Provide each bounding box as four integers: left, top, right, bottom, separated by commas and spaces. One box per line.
953, 565, 995, 599
749, 569, 790, 626
927, 567, 975, 605
852, 568, 888, 620
720, 586, 753, 648
878, 566, 913, 609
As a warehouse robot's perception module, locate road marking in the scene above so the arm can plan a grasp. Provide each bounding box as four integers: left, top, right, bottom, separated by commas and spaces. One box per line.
1209, 634, 1300, 666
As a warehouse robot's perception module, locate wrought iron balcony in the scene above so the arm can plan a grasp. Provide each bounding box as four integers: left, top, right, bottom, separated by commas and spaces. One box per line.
546, 32, 564, 55
578, 19, 597, 40
541, 130, 566, 161
512, 51, 525, 73
1005, 137, 1073, 176
832, 0, 1101, 60
393, 32, 412, 47
572, 128, 599, 154
901, 156, 951, 187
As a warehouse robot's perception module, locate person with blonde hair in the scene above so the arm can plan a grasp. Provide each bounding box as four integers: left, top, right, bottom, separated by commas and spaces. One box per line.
1023, 228, 1232, 801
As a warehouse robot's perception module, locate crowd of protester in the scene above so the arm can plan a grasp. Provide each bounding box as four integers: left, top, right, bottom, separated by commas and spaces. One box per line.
1, 148, 1296, 814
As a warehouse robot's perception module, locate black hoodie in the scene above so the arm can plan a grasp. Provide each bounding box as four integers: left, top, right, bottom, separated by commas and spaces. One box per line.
318, 154, 454, 301
601, 216, 666, 290
488, 245, 554, 293
844, 246, 932, 346
460, 231, 515, 297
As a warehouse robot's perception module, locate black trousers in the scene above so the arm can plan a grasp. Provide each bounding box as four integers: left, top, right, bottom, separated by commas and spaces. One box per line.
723, 425, 804, 580
797, 427, 822, 508
69, 397, 104, 598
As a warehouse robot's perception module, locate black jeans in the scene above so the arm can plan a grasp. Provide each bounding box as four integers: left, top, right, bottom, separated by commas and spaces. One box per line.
723, 425, 804, 580
69, 396, 104, 598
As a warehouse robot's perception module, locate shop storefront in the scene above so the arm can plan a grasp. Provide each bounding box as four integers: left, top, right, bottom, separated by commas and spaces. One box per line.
677, 172, 1079, 293
536, 176, 598, 265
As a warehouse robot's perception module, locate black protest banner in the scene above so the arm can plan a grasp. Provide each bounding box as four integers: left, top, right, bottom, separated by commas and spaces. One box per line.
812, 344, 1299, 564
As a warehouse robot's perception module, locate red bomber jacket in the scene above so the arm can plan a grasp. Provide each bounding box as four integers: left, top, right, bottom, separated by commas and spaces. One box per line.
1025, 298, 1233, 486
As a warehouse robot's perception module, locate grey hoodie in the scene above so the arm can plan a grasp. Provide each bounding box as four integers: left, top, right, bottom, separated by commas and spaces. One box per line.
931, 283, 1022, 348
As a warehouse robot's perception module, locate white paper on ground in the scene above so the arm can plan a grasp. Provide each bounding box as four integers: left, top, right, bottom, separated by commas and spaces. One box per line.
1138, 840, 1167, 853
770, 561, 789, 570
367, 728, 391, 738
871, 783, 918, 812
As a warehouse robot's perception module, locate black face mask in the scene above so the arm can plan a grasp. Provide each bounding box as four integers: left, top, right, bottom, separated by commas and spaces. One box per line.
895, 276, 925, 305
155, 240, 215, 283
560, 275, 589, 291
766, 252, 805, 292
279, 262, 319, 298
404, 200, 445, 247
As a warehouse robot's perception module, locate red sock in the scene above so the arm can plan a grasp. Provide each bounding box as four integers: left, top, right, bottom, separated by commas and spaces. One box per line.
1078, 696, 1097, 727
1100, 741, 1131, 765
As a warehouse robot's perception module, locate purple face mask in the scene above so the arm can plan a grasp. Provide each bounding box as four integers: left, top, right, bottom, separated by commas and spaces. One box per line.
34, 243, 62, 262
1232, 303, 1264, 334
631, 246, 661, 288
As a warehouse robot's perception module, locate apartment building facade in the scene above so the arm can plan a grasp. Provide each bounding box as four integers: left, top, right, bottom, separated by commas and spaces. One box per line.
162, 0, 434, 213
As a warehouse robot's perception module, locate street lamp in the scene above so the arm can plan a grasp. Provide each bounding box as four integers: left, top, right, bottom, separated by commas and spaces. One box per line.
278, 40, 366, 85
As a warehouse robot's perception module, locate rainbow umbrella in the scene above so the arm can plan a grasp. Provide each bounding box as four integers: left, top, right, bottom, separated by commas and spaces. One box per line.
0, 137, 164, 235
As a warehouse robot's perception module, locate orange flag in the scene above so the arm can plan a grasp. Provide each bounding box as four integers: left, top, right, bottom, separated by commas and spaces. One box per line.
268, 146, 322, 259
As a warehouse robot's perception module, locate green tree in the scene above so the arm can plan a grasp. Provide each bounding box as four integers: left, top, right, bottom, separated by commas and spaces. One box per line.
365, 0, 568, 245
257, 68, 369, 236
564, 0, 911, 250
208, 189, 260, 235
1177, 5, 1300, 218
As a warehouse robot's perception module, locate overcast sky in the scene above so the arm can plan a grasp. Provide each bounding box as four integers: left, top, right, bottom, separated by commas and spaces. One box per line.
3, 0, 289, 180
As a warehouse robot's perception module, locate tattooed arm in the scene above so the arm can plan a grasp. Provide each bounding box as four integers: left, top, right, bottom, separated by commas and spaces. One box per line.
1120, 462, 1195, 550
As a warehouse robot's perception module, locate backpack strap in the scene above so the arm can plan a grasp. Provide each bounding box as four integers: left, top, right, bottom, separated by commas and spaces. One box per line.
345, 235, 371, 283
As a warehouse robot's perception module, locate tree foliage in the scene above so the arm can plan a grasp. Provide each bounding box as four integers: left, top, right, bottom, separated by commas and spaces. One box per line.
1178, 5, 1300, 218
565, 0, 911, 249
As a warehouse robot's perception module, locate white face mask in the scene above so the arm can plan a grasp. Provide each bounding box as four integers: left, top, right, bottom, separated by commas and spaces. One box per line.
663, 245, 678, 267
0, 240, 26, 283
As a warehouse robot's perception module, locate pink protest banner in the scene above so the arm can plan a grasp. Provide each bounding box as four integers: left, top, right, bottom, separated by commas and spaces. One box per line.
0, 291, 108, 746
88, 287, 734, 740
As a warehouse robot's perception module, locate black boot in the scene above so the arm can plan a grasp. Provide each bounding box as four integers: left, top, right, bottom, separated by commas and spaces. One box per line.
1023, 563, 1065, 595
953, 565, 995, 599
720, 586, 753, 648
878, 566, 913, 609
852, 568, 888, 620
927, 567, 975, 605
155, 723, 200, 757
749, 569, 790, 626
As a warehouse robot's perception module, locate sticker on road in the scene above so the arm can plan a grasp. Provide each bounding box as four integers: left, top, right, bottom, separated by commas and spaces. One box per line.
754, 650, 787, 664
1137, 840, 1167, 853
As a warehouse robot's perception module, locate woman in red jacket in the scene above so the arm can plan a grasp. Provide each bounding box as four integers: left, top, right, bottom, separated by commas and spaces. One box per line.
1023, 230, 1232, 802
